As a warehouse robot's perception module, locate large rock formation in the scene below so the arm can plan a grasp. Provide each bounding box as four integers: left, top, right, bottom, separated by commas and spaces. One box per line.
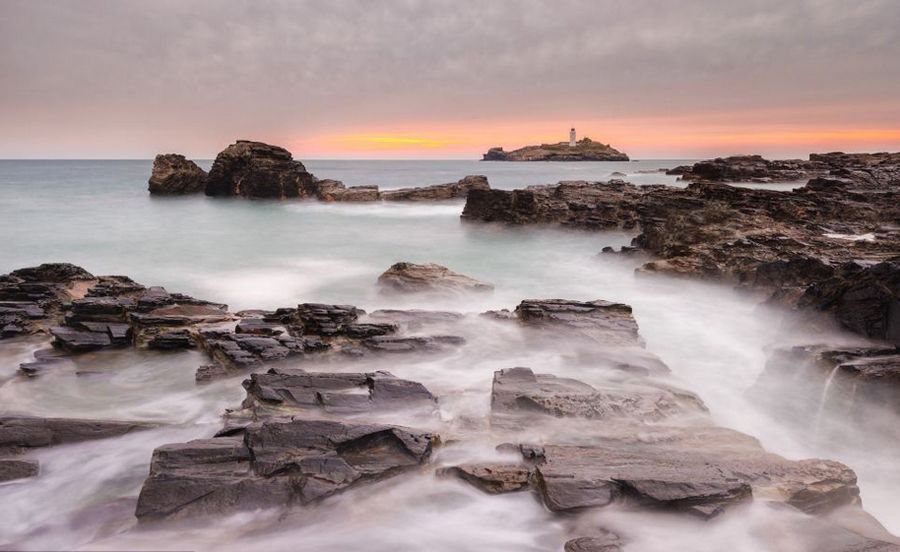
147, 154, 207, 195
671, 155, 827, 183
205, 140, 316, 199
462, 153, 900, 343
377, 262, 494, 294
380, 175, 490, 201
482, 138, 629, 161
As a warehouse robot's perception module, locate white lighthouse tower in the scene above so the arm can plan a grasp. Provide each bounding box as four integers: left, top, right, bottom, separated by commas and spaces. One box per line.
569, 127, 576, 147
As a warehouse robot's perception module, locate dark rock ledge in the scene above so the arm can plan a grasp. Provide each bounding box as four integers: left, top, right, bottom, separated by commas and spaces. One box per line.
148, 140, 491, 201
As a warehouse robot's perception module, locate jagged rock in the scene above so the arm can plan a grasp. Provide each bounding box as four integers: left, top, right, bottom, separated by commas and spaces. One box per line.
462, 180, 643, 229
377, 262, 493, 294
135, 418, 436, 520
677, 155, 826, 183
205, 140, 315, 199
195, 363, 231, 383
481, 138, 629, 162
198, 330, 328, 369
148, 154, 207, 195
799, 261, 900, 344
292, 303, 363, 337
380, 175, 490, 201
491, 367, 706, 422
514, 299, 642, 346
0, 416, 155, 453
0, 458, 39, 482
436, 463, 531, 494
241, 367, 435, 417
5, 263, 94, 283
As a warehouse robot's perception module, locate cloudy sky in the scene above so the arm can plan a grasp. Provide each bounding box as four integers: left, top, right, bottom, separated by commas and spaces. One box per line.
1, 0, 898, 159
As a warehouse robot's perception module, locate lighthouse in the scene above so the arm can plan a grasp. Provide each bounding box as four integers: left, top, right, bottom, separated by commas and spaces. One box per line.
569, 128, 576, 147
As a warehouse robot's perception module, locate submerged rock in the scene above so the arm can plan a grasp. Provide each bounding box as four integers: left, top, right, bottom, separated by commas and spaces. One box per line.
436, 463, 531, 494
0, 416, 155, 453
377, 262, 494, 294
135, 418, 436, 520
205, 140, 315, 199
0, 458, 40, 483
147, 154, 207, 195
491, 367, 706, 423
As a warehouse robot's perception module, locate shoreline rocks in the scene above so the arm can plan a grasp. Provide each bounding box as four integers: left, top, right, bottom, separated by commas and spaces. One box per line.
482, 138, 629, 162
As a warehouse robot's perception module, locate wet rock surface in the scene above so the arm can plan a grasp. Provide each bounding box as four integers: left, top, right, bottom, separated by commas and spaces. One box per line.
135, 418, 436, 520
0, 457, 40, 483
0, 416, 155, 453
240, 367, 436, 418
147, 154, 207, 195
514, 299, 643, 346
377, 262, 494, 294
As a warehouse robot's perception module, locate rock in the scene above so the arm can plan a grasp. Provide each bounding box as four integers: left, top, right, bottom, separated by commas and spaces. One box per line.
205, 140, 315, 199
677, 155, 825, 183
342, 323, 397, 339
358, 335, 465, 354
481, 138, 629, 162
147, 329, 196, 350
799, 261, 900, 344
564, 533, 623, 552
147, 154, 207, 195
514, 299, 642, 346
490, 367, 706, 423
292, 303, 363, 337
380, 175, 490, 201
313, 179, 380, 202
0, 416, 155, 453
240, 367, 436, 417
135, 418, 436, 520
5, 263, 94, 283
377, 262, 493, 294
462, 180, 643, 229
50, 326, 112, 352
235, 318, 283, 336
0, 458, 39, 482
198, 330, 327, 369
368, 309, 464, 325
18, 356, 71, 377
521, 425, 859, 518
436, 463, 531, 494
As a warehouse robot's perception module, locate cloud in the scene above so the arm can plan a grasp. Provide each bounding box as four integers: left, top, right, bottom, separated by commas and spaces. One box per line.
0, 0, 898, 157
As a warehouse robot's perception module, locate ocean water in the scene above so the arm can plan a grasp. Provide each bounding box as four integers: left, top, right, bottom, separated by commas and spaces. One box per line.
0, 160, 895, 550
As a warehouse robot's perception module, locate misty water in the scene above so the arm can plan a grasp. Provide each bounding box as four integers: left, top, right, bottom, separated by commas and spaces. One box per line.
0, 160, 895, 550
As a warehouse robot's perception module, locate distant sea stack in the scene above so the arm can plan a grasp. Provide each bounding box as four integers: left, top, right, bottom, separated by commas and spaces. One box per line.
482, 130, 629, 162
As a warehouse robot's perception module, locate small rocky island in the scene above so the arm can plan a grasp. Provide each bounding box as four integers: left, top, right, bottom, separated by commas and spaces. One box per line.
483, 135, 629, 162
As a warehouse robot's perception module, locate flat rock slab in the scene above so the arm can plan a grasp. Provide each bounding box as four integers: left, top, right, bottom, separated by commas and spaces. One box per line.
514, 299, 643, 346
135, 418, 436, 520
199, 330, 328, 369
524, 426, 859, 518
356, 335, 466, 354
241, 367, 436, 417
491, 367, 707, 423
0, 416, 156, 452
0, 458, 40, 482
377, 262, 494, 294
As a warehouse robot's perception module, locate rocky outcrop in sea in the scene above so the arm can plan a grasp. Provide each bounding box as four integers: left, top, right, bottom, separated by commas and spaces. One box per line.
482, 137, 629, 162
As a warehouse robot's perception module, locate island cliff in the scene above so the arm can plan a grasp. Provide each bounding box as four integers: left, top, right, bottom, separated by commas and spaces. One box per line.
482, 137, 629, 161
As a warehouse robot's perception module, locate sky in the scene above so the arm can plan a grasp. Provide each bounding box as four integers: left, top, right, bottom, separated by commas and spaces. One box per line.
1, 0, 899, 159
